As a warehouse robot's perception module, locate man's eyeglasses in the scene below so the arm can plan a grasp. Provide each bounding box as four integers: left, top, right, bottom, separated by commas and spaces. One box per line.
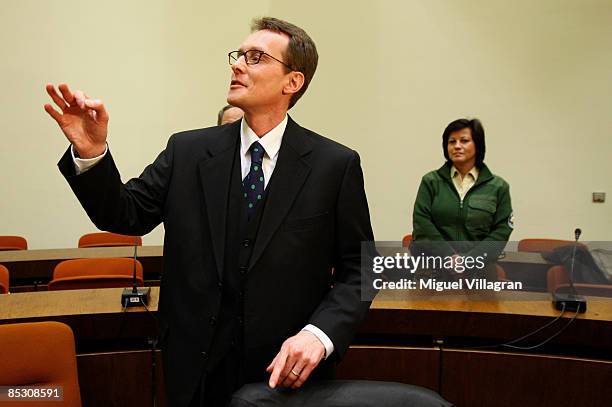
228, 50, 293, 70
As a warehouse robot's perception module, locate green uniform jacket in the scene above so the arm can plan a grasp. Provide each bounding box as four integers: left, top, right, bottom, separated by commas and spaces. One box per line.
412, 162, 513, 260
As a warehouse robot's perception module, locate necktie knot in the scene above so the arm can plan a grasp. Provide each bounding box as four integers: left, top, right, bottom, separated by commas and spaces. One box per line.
250, 141, 265, 164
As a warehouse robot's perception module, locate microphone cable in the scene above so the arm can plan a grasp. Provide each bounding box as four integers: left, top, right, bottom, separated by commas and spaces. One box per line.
501, 304, 581, 351
445, 302, 581, 351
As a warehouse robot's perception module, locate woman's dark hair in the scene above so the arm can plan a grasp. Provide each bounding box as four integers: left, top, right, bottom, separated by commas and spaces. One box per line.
442, 118, 486, 167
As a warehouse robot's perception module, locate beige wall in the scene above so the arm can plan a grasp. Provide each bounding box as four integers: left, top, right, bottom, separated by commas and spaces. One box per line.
1, 0, 610, 248
0, 0, 269, 248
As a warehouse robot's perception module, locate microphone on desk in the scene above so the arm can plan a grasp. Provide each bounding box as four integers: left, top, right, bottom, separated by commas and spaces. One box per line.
552, 227, 586, 313
121, 241, 151, 307
570, 228, 582, 289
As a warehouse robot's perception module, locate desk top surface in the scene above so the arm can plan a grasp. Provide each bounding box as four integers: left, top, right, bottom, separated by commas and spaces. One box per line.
0, 287, 160, 320
0, 245, 164, 262
1, 287, 610, 322
371, 291, 612, 321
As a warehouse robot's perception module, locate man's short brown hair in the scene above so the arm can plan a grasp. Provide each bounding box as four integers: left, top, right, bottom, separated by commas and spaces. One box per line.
217, 104, 231, 125
251, 17, 318, 109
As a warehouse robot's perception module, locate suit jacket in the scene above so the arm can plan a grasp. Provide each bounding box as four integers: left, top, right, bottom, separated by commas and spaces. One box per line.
58, 116, 375, 406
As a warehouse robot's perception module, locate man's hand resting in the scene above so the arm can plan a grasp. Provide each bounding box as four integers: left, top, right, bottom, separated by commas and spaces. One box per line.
266, 330, 326, 390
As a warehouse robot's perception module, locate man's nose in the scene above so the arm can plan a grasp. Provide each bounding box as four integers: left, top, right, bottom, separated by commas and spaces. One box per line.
231, 56, 247, 74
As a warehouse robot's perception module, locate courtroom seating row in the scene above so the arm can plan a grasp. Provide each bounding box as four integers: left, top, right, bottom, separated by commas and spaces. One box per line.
0, 232, 141, 251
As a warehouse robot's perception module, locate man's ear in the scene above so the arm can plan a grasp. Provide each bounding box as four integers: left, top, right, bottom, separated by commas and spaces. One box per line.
282, 71, 305, 96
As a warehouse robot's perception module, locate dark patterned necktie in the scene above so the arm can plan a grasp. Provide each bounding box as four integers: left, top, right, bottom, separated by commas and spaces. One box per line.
242, 141, 265, 220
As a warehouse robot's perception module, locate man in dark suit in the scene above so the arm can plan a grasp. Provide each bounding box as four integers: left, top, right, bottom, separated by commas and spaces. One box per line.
45, 17, 374, 407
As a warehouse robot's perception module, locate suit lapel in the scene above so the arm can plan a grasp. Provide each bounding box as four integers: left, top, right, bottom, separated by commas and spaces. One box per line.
249, 117, 313, 270
197, 122, 241, 280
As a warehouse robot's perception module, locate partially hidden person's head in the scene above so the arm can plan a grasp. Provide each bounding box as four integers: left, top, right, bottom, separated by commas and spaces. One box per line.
227, 17, 318, 114
217, 105, 245, 125
442, 118, 486, 168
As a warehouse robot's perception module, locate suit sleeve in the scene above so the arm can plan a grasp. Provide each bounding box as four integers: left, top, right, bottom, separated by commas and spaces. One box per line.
57, 136, 176, 236
307, 151, 374, 360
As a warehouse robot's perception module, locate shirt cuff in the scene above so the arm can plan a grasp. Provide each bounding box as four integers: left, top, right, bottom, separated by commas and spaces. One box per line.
302, 324, 334, 359
72, 144, 108, 175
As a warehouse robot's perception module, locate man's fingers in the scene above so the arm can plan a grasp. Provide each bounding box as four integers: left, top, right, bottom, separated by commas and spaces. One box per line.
44, 103, 63, 124
84, 99, 109, 122
282, 359, 306, 388
280, 364, 298, 388
266, 353, 278, 372
45, 84, 68, 111
291, 359, 307, 378
291, 362, 316, 389
268, 348, 289, 388
57, 83, 75, 104
277, 351, 301, 388
73, 90, 86, 110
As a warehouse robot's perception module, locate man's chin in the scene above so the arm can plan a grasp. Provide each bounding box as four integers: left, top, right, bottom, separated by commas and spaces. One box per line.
227, 94, 245, 109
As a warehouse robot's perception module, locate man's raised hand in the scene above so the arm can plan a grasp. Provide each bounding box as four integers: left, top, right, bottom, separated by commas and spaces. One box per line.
44, 83, 108, 158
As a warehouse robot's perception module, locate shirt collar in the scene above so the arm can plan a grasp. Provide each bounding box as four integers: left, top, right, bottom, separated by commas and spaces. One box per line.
451, 165, 479, 181
240, 115, 288, 160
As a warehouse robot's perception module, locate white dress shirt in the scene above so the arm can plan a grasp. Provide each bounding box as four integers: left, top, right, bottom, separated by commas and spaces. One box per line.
239, 115, 286, 189
72, 144, 108, 175
72, 117, 335, 358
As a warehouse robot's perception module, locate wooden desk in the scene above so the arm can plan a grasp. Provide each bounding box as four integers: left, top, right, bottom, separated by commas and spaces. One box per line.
0, 287, 160, 347
0, 246, 163, 290
365, 291, 612, 351
5, 288, 609, 349
0, 287, 159, 320
1, 289, 611, 406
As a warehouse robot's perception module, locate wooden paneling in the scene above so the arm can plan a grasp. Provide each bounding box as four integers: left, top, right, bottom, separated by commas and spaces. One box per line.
78, 351, 156, 407
440, 349, 612, 407
336, 346, 440, 392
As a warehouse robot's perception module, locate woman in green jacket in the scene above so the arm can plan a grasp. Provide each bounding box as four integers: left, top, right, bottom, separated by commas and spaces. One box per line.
412, 118, 513, 279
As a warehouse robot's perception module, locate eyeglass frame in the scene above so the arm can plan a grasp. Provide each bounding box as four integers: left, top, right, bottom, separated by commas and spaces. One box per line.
228, 49, 293, 71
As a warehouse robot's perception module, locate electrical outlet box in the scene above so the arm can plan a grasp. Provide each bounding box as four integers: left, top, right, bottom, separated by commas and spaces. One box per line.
592, 192, 605, 203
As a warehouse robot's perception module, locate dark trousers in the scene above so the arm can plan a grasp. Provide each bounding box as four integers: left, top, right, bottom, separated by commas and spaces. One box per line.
189, 351, 242, 407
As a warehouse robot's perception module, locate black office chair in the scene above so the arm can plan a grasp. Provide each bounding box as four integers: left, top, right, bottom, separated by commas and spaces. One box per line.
229, 380, 453, 407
